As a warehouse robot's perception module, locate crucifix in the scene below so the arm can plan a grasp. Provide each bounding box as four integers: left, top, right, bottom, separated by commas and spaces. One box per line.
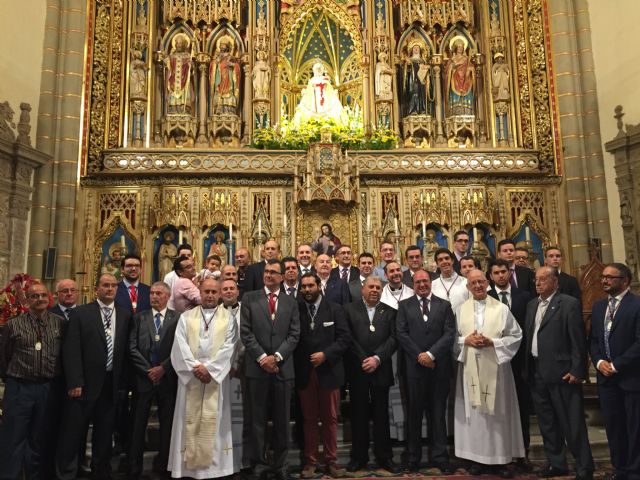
234, 383, 242, 401
223, 444, 233, 456
481, 385, 491, 403
470, 379, 477, 394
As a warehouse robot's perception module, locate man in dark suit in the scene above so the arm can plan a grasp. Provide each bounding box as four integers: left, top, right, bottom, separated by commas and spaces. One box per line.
281, 256, 300, 298
344, 276, 398, 473
316, 253, 350, 305
349, 253, 375, 302
240, 258, 300, 480
488, 259, 533, 463
116, 254, 151, 314
459, 255, 480, 278
524, 267, 593, 480
497, 239, 536, 296
396, 269, 455, 474
590, 263, 640, 480
451, 230, 470, 274
51, 278, 79, 320
295, 273, 352, 478
330, 244, 360, 284
544, 247, 582, 303
296, 244, 315, 276
244, 240, 281, 292
127, 281, 179, 480
56, 273, 132, 480
402, 245, 438, 287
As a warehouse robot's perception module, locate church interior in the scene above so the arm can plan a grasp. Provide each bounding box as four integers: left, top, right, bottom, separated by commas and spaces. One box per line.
1, 0, 640, 474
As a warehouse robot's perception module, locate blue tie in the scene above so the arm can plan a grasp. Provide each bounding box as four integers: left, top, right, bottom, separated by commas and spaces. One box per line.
154, 312, 162, 336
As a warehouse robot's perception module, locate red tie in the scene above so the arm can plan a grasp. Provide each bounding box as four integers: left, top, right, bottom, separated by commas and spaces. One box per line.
268, 293, 277, 321
129, 285, 138, 313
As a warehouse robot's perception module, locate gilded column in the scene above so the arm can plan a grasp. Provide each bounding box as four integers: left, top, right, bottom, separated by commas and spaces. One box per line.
28, 0, 88, 283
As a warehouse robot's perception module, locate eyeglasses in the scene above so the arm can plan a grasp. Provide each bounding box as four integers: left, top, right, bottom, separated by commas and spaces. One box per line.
264, 269, 282, 276
58, 288, 78, 294
123, 264, 140, 269
29, 293, 49, 299
515, 256, 529, 261
600, 275, 624, 281
456, 239, 469, 243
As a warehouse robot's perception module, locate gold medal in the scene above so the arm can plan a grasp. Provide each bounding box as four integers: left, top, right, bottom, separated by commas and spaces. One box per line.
155, 334, 160, 342
35, 341, 42, 351
271, 313, 276, 322
369, 324, 376, 332
423, 315, 429, 322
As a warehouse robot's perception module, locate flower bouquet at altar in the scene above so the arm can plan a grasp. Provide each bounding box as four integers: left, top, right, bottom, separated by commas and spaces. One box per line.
0, 273, 41, 325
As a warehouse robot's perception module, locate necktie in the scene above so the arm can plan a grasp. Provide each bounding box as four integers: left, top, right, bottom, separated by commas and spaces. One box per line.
509, 269, 518, 289
64, 306, 74, 320
152, 312, 162, 366
268, 293, 277, 321
308, 303, 316, 329
604, 297, 617, 360
341, 268, 348, 280
500, 291, 509, 307
421, 297, 430, 320
154, 312, 162, 335
102, 307, 113, 371
129, 285, 138, 313
288, 287, 295, 296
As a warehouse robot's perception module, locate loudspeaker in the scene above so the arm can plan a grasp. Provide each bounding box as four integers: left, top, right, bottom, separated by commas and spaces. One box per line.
43, 247, 57, 280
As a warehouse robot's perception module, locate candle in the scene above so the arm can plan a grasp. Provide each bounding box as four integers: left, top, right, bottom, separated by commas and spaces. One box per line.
420, 191, 424, 204
120, 235, 126, 248
473, 227, 478, 242
394, 218, 399, 235
258, 218, 262, 239
283, 214, 287, 231
422, 220, 426, 238
178, 230, 183, 245
525, 225, 531, 242
366, 214, 371, 231
229, 223, 233, 242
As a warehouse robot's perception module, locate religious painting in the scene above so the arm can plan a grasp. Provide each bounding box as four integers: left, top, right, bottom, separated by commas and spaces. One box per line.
101, 227, 134, 281
514, 224, 543, 269
204, 226, 231, 266
310, 222, 342, 257
153, 226, 179, 282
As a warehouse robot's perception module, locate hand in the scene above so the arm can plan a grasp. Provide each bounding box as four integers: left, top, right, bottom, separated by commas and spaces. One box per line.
147, 365, 165, 385
310, 352, 326, 367
192, 364, 212, 384
230, 367, 238, 378
598, 361, 615, 377
562, 372, 581, 384
68, 387, 82, 398
361, 356, 379, 373
478, 334, 494, 347
464, 330, 484, 348
259, 355, 280, 374
418, 352, 435, 368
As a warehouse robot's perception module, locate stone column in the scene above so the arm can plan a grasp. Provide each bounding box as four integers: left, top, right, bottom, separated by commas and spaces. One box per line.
28, 0, 87, 283
548, 0, 613, 270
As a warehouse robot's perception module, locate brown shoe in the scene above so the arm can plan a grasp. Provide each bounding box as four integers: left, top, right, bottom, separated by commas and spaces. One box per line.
328, 464, 346, 478
300, 464, 316, 479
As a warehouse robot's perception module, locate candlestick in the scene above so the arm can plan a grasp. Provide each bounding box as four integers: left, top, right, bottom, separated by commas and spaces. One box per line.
258, 218, 262, 239
283, 214, 287, 231
473, 227, 478, 243
120, 235, 126, 248
422, 220, 426, 239
394, 218, 399, 235
178, 229, 183, 245
525, 225, 531, 242
229, 223, 233, 242
366, 214, 371, 231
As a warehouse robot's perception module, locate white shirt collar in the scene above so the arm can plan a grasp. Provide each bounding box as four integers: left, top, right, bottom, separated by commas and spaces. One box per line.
97, 299, 114, 310
264, 286, 280, 297
152, 307, 168, 318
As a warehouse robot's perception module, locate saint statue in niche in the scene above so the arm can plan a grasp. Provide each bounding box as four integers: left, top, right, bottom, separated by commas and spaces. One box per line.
402, 41, 432, 116
491, 52, 510, 102
445, 36, 475, 116
375, 51, 394, 102
311, 223, 342, 257
208, 231, 228, 264
252, 50, 271, 100
210, 35, 241, 115
293, 62, 345, 126
129, 49, 147, 100
157, 230, 177, 280
164, 33, 194, 114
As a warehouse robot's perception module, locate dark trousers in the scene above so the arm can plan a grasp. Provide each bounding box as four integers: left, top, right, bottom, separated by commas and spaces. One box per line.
128, 384, 176, 477
406, 374, 449, 465
56, 373, 116, 480
598, 382, 640, 480
348, 377, 392, 465
0, 377, 52, 480
530, 370, 594, 476
513, 367, 532, 453
245, 376, 294, 474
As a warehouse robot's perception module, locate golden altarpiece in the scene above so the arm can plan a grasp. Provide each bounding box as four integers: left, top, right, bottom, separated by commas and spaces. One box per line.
75, 0, 563, 289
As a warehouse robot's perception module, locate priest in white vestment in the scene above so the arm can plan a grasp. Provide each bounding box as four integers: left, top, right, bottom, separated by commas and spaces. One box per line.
168, 278, 239, 479
453, 269, 524, 476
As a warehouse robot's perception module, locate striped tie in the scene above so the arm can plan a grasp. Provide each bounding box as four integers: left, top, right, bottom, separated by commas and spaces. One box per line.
103, 307, 113, 371
604, 297, 617, 360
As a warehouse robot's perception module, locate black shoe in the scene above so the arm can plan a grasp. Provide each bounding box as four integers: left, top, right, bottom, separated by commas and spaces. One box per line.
377, 459, 399, 474
468, 463, 483, 476
405, 462, 420, 473
434, 463, 454, 475
516, 458, 533, 472
346, 461, 366, 472
606, 474, 625, 480
497, 466, 514, 479
274, 471, 291, 480
537, 466, 569, 478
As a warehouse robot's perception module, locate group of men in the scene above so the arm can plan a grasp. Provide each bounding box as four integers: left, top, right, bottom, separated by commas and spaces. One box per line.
0, 230, 638, 480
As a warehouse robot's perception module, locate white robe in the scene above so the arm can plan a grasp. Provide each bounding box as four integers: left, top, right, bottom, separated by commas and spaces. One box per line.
431, 274, 469, 313
453, 299, 524, 464
168, 308, 239, 479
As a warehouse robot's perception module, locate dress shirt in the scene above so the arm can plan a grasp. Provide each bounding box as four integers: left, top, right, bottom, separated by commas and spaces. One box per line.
299, 265, 312, 275
531, 292, 555, 358
151, 307, 168, 328
363, 301, 381, 364
97, 299, 116, 338
169, 277, 201, 315
596, 288, 629, 372
60, 304, 76, 320
258, 288, 282, 362
496, 286, 511, 308
417, 294, 435, 360
284, 283, 298, 297
0, 312, 64, 380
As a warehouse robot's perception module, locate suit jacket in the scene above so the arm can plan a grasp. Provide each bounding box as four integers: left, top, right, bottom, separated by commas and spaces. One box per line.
240, 289, 300, 380
63, 302, 131, 401
558, 272, 582, 303
524, 293, 587, 383
489, 287, 530, 376
402, 269, 438, 289
515, 265, 536, 296
244, 261, 266, 292
396, 295, 455, 380
294, 298, 351, 390
49, 303, 72, 321
349, 277, 363, 303
128, 308, 179, 392
329, 266, 360, 284
590, 291, 640, 391
115, 281, 151, 314
322, 276, 351, 305
343, 301, 397, 387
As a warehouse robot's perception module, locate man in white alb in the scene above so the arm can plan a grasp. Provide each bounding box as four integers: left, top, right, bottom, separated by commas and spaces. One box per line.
380, 261, 414, 310
431, 248, 469, 312
168, 278, 239, 479
453, 269, 524, 477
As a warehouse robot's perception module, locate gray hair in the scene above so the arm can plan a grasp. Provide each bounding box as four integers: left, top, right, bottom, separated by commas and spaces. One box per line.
151, 281, 171, 294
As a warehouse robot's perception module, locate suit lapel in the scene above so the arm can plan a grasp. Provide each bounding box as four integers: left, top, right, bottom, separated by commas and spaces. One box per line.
93, 302, 108, 346
144, 311, 156, 340
259, 291, 272, 325
526, 299, 539, 337
538, 295, 560, 332
610, 292, 631, 335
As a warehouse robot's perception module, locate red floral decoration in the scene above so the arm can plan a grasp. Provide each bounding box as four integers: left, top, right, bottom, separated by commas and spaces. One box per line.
0, 273, 46, 325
